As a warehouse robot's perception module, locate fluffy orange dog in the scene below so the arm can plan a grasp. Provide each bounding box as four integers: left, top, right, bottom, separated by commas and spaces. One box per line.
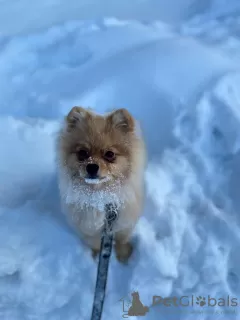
56, 106, 146, 263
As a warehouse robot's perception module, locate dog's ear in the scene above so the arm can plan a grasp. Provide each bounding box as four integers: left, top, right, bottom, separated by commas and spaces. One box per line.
108, 108, 134, 132
66, 106, 87, 129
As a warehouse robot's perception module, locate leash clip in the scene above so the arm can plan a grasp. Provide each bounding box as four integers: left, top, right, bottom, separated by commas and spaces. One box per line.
104, 203, 118, 233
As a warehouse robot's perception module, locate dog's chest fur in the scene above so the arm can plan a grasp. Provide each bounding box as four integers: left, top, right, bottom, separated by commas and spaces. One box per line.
59, 172, 136, 236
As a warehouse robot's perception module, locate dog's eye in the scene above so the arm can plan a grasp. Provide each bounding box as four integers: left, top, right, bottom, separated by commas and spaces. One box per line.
104, 150, 115, 162
77, 149, 89, 161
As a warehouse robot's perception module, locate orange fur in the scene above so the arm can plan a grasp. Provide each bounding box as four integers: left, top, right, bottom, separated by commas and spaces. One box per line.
56, 106, 146, 262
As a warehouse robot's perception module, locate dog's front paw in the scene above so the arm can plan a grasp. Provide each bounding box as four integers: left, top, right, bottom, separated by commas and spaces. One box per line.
91, 248, 100, 260
114, 241, 133, 264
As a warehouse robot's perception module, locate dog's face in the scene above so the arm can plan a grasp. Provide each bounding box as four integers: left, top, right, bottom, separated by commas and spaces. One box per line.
59, 107, 136, 188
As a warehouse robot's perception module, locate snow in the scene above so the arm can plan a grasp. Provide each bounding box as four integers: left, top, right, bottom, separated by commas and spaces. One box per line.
0, 0, 209, 37
1, 0, 240, 319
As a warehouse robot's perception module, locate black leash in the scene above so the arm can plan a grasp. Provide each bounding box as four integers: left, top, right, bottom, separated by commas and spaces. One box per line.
90, 203, 118, 320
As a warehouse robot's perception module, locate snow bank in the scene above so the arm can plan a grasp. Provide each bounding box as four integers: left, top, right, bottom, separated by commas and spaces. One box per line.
0, 0, 209, 36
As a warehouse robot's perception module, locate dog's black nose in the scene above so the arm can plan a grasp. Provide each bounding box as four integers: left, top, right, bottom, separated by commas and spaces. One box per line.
86, 163, 99, 178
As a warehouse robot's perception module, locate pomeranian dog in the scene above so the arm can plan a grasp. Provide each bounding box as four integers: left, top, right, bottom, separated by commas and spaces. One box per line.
56, 106, 146, 263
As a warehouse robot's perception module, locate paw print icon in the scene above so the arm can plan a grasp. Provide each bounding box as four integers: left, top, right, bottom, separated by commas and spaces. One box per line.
196, 296, 206, 307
